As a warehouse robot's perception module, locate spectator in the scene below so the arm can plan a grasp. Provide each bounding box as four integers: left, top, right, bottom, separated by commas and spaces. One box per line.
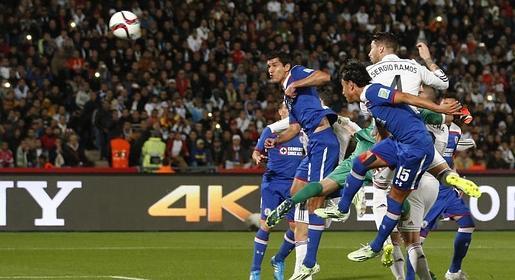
141, 130, 166, 172
62, 134, 91, 167
165, 131, 189, 172
224, 134, 250, 169
190, 138, 213, 167
0, 142, 14, 167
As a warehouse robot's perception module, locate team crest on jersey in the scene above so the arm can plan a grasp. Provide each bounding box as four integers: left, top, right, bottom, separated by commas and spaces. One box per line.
279, 147, 288, 155
378, 88, 391, 99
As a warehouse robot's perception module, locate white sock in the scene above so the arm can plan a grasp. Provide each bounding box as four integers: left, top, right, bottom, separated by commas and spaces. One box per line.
390, 244, 405, 280
407, 243, 431, 280
295, 240, 308, 273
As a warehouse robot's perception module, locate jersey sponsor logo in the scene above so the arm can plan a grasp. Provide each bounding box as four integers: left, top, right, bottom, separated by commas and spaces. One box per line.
378, 88, 391, 99
303, 68, 314, 73
279, 146, 304, 156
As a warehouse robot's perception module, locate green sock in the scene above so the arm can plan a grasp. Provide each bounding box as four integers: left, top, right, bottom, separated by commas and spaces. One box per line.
291, 182, 323, 204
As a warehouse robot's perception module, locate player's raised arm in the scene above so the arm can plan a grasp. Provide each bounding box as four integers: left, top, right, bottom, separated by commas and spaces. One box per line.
417, 42, 449, 90
285, 70, 330, 97
393, 90, 461, 114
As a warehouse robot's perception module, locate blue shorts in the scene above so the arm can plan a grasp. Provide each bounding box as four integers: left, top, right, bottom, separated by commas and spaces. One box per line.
305, 128, 339, 182
295, 157, 309, 182
370, 137, 434, 191
422, 185, 471, 234
261, 179, 295, 221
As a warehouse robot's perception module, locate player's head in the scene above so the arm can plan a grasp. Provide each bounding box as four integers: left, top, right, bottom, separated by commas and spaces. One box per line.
340, 62, 371, 102
369, 32, 399, 63
267, 51, 292, 83
277, 102, 289, 119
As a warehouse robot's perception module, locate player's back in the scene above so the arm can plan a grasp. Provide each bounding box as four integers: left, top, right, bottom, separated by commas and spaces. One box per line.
361, 83, 432, 146
367, 54, 448, 95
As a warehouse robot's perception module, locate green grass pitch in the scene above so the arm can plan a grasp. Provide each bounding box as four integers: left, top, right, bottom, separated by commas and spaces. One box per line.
0, 231, 513, 279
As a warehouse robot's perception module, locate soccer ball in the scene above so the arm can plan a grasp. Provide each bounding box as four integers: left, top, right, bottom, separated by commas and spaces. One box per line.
109, 11, 141, 40
244, 213, 261, 231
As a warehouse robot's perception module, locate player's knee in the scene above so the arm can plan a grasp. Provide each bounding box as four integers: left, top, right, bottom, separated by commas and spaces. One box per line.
352, 154, 372, 175
456, 215, 475, 230
259, 220, 270, 232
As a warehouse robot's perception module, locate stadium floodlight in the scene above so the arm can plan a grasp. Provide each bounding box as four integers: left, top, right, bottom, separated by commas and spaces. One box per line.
3, 82, 10, 88
70, 21, 77, 28
94, 72, 101, 78
436, 16, 443, 22
26, 34, 32, 40
208, 112, 213, 118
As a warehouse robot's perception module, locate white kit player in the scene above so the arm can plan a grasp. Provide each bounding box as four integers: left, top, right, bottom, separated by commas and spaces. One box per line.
365, 32, 450, 279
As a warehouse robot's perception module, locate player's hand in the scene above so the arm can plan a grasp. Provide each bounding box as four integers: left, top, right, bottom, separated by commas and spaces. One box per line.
416, 42, 432, 61
285, 84, 297, 98
437, 100, 462, 114
264, 138, 277, 149
252, 151, 267, 165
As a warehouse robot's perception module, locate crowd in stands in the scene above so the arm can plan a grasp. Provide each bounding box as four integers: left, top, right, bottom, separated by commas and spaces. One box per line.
0, 0, 513, 171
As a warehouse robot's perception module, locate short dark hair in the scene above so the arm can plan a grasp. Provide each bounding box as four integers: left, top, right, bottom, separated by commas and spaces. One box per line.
266, 51, 292, 66
372, 32, 399, 52
340, 62, 371, 87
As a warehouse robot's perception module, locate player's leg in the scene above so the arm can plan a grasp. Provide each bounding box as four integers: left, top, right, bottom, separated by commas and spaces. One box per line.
336, 138, 397, 216
250, 183, 276, 279
271, 182, 298, 280
427, 151, 480, 198
444, 195, 475, 279
399, 173, 439, 280
371, 167, 405, 276
266, 158, 309, 227
348, 143, 431, 261
293, 203, 310, 279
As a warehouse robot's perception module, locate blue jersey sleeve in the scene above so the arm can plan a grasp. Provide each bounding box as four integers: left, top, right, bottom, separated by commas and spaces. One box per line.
256, 127, 273, 152
364, 84, 397, 106
290, 65, 315, 82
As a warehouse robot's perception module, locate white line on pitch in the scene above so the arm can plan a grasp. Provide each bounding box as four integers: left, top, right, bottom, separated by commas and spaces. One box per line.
111, 276, 149, 280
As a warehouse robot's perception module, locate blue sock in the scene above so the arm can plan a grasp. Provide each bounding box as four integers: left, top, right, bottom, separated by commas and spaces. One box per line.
449, 231, 472, 273
251, 228, 269, 272
406, 256, 416, 280
274, 229, 295, 262
303, 214, 324, 268
370, 197, 402, 252
338, 171, 365, 213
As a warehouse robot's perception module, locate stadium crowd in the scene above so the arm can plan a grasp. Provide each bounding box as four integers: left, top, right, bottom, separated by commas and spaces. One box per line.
0, 0, 513, 171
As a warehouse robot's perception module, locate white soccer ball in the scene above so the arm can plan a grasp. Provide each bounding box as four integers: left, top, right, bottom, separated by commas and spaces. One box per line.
109, 11, 141, 40
244, 213, 261, 231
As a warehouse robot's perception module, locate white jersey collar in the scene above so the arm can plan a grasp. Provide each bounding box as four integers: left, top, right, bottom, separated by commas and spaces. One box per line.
282, 65, 298, 90
380, 54, 401, 61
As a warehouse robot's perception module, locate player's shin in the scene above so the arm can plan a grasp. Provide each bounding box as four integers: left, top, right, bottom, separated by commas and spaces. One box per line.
275, 229, 295, 262
390, 241, 406, 280
407, 243, 432, 280
337, 171, 366, 213
370, 196, 402, 252
303, 214, 324, 268
450, 216, 474, 273
251, 228, 270, 272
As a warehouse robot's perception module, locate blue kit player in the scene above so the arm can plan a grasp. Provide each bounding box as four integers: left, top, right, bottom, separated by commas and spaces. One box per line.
250, 103, 305, 280
315, 62, 481, 263
410, 109, 476, 280
264, 51, 339, 279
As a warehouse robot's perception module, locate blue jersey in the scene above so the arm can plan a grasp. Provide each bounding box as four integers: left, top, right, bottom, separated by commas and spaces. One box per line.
282, 65, 337, 137
443, 124, 462, 168
255, 127, 304, 182
361, 83, 432, 146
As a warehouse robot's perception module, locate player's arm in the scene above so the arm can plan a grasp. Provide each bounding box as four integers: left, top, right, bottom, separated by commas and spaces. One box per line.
254, 127, 271, 165
456, 138, 476, 151
265, 123, 301, 148
393, 91, 461, 114
285, 70, 330, 97
419, 109, 450, 125
417, 42, 449, 90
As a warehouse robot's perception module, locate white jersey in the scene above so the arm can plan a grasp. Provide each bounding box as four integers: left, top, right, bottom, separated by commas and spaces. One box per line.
366, 54, 449, 95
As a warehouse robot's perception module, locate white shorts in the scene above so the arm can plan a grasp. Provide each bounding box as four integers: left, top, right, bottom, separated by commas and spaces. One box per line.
294, 202, 309, 224
398, 173, 439, 232
428, 147, 447, 170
